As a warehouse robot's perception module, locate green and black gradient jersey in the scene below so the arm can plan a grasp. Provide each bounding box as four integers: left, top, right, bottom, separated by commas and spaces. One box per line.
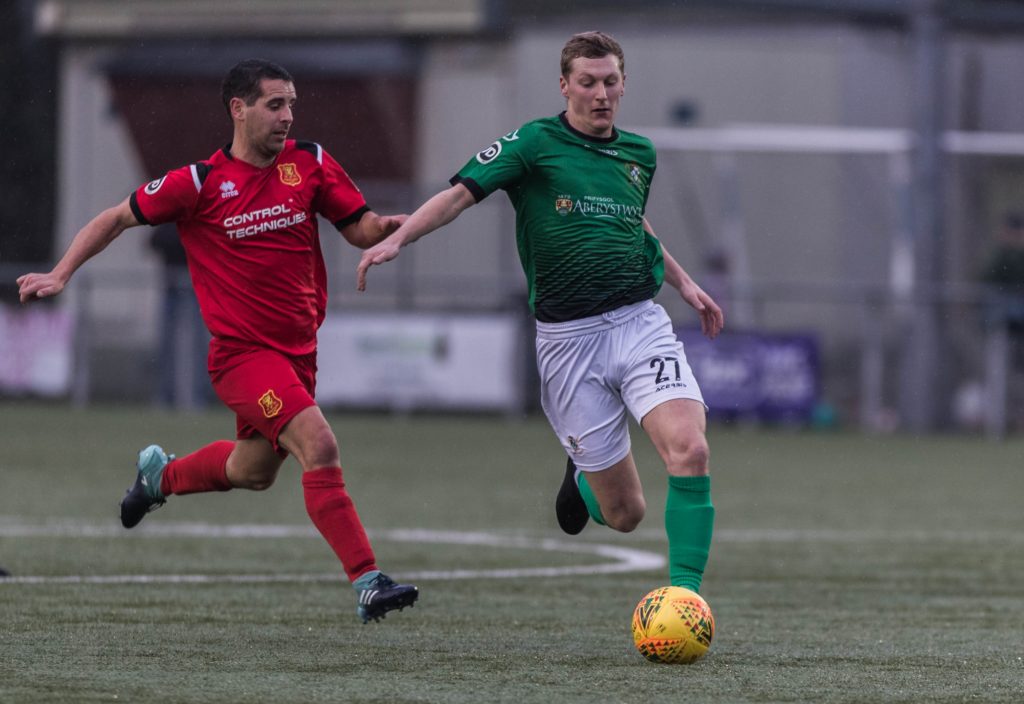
451, 112, 664, 323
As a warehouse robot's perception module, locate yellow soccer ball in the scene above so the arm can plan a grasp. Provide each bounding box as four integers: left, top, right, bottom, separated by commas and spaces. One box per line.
631, 586, 715, 664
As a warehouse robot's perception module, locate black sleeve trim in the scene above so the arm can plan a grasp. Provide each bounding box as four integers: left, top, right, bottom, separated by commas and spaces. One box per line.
334, 205, 370, 231
129, 192, 152, 225
449, 174, 487, 203
295, 140, 320, 157
193, 161, 212, 186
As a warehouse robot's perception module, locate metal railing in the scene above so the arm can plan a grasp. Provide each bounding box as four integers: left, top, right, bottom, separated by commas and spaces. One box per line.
2, 264, 1021, 437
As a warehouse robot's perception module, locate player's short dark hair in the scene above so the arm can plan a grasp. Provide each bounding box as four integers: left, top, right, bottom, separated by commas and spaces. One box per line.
221, 59, 294, 115
560, 31, 625, 77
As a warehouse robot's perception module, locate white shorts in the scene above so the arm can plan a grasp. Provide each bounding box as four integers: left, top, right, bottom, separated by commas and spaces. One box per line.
536, 300, 705, 472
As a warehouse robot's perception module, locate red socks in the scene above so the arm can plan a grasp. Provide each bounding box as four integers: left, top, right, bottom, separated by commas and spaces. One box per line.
160, 440, 234, 496
160, 451, 377, 582
302, 466, 378, 581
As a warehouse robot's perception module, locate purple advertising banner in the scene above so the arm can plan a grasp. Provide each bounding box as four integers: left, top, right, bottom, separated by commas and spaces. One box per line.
0, 305, 74, 397
676, 327, 819, 423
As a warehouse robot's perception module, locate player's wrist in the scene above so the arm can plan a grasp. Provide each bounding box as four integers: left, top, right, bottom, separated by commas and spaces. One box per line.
49, 265, 73, 287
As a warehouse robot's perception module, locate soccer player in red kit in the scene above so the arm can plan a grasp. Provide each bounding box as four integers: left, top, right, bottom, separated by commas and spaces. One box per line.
17, 59, 418, 623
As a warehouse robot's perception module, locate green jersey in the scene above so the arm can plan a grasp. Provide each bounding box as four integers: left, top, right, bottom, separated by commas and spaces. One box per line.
452, 113, 664, 323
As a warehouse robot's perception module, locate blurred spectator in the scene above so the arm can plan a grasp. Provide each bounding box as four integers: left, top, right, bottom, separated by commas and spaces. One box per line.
981, 212, 1024, 335
702, 247, 732, 319
980, 212, 1024, 432
150, 224, 210, 408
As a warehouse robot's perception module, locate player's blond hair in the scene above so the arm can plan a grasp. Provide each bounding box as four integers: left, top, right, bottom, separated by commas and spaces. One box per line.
560, 31, 625, 77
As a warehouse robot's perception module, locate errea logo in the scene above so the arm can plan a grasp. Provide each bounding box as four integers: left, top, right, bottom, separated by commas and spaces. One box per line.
219, 181, 239, 199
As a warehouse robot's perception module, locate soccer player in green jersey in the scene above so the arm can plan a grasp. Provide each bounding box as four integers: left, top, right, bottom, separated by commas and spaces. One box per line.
357, 31, 723, 595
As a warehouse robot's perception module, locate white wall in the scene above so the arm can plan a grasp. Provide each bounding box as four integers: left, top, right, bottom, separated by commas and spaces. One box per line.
57, 46, 158, 346
54, 22, 1024, 343
414, 23, 902, 333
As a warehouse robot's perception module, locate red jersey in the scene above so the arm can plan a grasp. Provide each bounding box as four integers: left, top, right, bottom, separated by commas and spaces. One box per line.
130, 140, 367, 356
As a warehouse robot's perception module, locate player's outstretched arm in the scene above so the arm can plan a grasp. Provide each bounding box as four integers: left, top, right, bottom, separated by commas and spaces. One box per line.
643, 217, 724, 340
340, 211, 409, 250
356, 183, 476, 291
17, 198, 141, 304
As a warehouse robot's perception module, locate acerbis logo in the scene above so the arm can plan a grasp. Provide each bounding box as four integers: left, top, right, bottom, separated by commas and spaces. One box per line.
144, 177, 166, 195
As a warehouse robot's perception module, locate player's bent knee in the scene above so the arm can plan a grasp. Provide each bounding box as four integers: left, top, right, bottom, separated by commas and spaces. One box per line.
280, 407, 342, 470
609, 509, 644, 533
246, 476, 276, 491
665, 435, 710, 475
311, 432, 340, 466
605, 497, 646, 533
234, 469, 277, 491
687, 438, 710, 470
301, 427, 341, 470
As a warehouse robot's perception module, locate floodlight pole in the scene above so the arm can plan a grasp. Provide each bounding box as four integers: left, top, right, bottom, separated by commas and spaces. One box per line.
899, 0, 947, 433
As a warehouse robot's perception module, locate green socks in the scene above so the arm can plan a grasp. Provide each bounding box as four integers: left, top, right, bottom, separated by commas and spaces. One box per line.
665, 475, 714, 593
579, 472, 714, 593
577, 472, 607, 526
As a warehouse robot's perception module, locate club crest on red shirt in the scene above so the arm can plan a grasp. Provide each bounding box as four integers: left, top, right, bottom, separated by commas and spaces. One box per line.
277, 163, 301, 187
258, 389, 284, 418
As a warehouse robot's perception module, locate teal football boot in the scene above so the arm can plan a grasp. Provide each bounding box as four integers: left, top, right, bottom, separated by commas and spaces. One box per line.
119, 445, 173, 528
353, 571, 419, 623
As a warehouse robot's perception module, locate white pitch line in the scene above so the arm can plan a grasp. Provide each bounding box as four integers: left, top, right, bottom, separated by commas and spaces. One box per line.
0, 523, 665, 585
642, 528, 1024, 544
5, 521, 1024, 544
6, 521, 1024, 543
8, 521, 1020, 586
0, 522, 319, 539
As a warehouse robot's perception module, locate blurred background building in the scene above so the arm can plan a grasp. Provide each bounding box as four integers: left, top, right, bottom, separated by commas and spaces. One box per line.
5, 0, 1024, 435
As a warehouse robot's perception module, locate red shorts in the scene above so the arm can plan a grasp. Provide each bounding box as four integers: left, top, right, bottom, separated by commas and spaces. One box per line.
208, 339, 318, 454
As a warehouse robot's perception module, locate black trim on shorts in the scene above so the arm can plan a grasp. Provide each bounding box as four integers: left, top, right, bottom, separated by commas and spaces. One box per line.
334, 205, 370, 230
449, 175, 487, 203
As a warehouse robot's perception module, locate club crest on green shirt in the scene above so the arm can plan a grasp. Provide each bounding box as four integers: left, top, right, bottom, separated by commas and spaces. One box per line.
627, 162, 643, 187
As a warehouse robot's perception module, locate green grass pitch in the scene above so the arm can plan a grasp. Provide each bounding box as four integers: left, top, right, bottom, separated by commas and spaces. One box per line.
2, 402, 1023, 703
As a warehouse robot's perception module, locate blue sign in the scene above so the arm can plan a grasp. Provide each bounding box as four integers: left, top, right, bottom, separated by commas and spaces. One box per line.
676, 328, 819, 423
